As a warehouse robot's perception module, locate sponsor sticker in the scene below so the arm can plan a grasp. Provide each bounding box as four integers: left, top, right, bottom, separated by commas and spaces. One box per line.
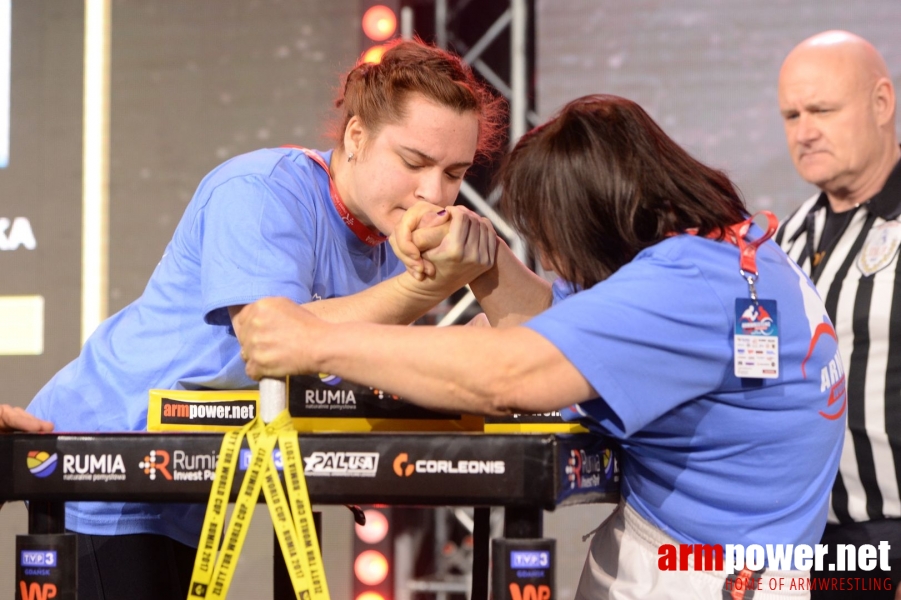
61, 453, 126, 482
302, 388, 358, 412
159, 399, 256, 426
239, 448, 282, 471
20, 551, 56, 568
510, 551, 549, 569
565, 448, 608, 490
26, 451, 58, 478
392, 452, 505, 477
303, 451, 379, 477
139, 449, 219, 482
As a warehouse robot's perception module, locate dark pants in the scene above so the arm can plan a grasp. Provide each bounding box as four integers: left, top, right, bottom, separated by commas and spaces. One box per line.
811, 521, 901, 599
74, 532, 197, 600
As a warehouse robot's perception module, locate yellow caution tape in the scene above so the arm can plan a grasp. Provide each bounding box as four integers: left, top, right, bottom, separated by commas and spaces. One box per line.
279, 430, 329, 599
254, 426, 313, 599
188, 419, 253, 599
187, 409, 329, 600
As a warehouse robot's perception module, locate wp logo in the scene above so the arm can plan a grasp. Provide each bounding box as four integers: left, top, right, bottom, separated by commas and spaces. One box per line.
509, 583, 551, 600
18, 581, 57, 600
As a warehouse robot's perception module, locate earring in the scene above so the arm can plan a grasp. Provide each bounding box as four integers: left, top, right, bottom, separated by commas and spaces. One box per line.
347, 152, 354, 163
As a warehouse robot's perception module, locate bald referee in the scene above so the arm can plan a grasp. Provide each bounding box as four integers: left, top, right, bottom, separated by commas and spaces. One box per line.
776, 30, 901, 599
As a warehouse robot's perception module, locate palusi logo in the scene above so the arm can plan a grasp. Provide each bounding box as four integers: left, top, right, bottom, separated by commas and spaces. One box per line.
303, 451, 378, 477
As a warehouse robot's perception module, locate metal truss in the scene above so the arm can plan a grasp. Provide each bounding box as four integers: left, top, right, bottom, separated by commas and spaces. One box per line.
424, 0, 538, 325
393, 6, 539, 598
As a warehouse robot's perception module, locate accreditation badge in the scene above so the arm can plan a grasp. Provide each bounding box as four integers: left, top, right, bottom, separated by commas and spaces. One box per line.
856, 220, 901, 276
734, 299, 779, 379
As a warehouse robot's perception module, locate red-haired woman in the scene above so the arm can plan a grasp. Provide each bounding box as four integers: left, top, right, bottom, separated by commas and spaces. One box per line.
27, 39, 504, 600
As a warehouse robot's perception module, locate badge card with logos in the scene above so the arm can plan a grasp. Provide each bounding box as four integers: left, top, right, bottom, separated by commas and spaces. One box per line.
734, 299, 779, 379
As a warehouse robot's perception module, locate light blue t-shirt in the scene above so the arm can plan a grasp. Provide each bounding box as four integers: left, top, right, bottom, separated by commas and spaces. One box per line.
526, 229, 845, 549
28, 147, 404, 545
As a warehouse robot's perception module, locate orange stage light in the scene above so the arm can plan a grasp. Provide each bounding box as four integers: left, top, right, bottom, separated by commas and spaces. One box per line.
354, 549, 389, 586
362, 44, 388, 64
356, 509, 390, 544
362, 5, 397, 42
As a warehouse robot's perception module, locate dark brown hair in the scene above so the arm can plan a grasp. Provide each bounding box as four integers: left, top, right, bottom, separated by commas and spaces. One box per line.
335, 38, 506, 163
499, 94, 747, 289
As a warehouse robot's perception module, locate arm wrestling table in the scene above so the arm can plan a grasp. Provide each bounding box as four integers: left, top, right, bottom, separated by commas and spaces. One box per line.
1, 429, 618, 599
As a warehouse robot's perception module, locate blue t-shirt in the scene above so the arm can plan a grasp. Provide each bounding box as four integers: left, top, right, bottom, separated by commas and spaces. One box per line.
526, 229, 845, 549
28, 147, 403, 545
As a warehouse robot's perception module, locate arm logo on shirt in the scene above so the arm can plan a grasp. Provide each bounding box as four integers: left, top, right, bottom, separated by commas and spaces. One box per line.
787, 257, 847, 421
801, 323, 846, 421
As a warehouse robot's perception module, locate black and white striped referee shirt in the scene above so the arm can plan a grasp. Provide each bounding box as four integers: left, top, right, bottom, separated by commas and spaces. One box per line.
776, 161, 901, 525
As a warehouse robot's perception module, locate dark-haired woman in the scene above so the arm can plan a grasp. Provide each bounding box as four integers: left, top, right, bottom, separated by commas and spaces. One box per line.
27, 39, 504, 600
238, 94, 844, 599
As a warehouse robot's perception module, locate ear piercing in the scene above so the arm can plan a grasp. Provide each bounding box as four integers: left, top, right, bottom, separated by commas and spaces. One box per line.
347, 152, 355, 162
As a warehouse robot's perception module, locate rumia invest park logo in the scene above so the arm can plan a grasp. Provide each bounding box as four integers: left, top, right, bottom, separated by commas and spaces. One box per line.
139, 449, 172, 481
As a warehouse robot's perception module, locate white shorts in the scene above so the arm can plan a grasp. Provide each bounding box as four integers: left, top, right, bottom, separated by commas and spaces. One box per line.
575, 502, 811, 600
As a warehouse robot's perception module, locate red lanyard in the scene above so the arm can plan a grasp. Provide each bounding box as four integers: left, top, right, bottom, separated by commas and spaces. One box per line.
282, 145, 387, 247
722, 211, 779, 276
688, 211, 779, 302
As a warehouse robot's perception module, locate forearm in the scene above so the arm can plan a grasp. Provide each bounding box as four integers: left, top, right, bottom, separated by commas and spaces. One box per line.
229, 270, 464, 343
469, 240, 553, 327
312, 323, 591, 415
236, 297, 598, 409
302, 271, 460, 325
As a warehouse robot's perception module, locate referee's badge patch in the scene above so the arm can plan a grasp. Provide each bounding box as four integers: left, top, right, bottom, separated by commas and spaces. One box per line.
856, 221, 901, 276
